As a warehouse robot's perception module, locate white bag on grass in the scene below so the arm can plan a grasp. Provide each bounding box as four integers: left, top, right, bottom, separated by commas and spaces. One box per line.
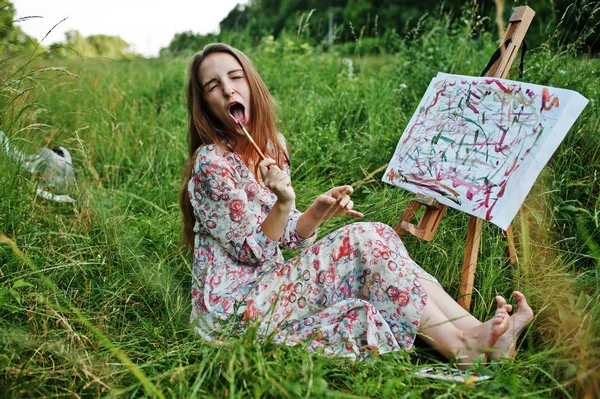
1, 131, 76, 203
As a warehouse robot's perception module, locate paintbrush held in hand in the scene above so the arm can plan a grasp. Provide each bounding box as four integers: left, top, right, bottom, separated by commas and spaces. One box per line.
236, 120, 267, 161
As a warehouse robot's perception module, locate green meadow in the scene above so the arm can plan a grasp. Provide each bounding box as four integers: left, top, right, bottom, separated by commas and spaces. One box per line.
2, 10, 600, 399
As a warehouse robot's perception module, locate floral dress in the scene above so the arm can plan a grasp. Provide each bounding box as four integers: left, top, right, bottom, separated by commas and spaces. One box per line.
188, 144, 438, 360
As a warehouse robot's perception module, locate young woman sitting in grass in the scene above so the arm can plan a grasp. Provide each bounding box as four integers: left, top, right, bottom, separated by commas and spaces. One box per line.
179, 43, 533, 367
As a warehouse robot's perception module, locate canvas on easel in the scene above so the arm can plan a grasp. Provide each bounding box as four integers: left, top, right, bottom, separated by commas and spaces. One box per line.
383, 72, 589, 229
383, 6, 589, 310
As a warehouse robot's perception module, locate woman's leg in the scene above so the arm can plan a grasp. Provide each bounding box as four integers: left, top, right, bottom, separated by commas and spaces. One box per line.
417, 277, 481, 330
257, 221, 531, 362
418, 292, 510, 368
260, 222, 433, 355
419, 277, 534, 360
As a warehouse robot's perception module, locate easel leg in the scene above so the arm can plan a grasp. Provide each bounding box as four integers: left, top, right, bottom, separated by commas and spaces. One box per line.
394, 201, 421, 237
458, 216, 483, 310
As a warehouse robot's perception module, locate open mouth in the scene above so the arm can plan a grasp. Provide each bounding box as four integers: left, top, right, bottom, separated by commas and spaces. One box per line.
228, 102, 246, 124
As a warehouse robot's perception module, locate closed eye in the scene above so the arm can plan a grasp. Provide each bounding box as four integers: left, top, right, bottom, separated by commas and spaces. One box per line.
228, 69, 245, 80
207, 82, 220, 92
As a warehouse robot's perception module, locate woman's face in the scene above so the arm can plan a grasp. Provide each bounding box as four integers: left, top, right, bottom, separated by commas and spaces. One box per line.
199, 52, 251, 133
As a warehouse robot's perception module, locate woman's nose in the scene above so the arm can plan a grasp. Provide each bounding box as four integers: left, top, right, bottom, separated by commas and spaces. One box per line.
222, 83, 235, 97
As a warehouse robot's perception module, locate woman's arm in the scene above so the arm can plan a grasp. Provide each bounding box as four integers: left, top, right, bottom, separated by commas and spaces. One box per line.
296, 185, 363, 238
258, 158, 295, 241
261, 200, 293, 241
190, 149, 280, 265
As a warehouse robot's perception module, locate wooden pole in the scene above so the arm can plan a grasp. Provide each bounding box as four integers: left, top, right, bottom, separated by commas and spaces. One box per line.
457, 216, 483, 309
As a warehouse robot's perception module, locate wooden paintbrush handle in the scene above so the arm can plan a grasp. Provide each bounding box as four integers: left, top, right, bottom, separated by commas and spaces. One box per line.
250, 141, 266, 160
238, 120, 270, 166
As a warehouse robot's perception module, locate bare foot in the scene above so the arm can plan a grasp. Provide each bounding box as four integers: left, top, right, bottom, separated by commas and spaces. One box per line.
489, 291, 534, 360
456, 296, 510, 369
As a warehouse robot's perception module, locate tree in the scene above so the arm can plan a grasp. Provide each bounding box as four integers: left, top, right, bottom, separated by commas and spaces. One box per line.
87, 35, 130, 58
0, 0, 39, 54
59, 30, 133, 58
160, 31, 219, 57
220, 3, 250, 32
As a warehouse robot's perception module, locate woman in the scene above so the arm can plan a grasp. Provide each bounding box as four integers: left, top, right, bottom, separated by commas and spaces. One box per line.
179, 43, 533, 366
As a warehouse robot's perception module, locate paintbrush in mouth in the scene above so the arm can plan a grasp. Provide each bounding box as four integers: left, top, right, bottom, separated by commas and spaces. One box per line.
230, 102, 271, 169
236, 119, 267, 161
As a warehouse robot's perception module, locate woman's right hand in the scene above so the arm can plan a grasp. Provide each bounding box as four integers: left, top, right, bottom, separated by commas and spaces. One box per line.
259, 158, 295, 205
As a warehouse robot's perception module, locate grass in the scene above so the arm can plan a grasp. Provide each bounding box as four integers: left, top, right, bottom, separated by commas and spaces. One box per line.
1, 15, 600, 398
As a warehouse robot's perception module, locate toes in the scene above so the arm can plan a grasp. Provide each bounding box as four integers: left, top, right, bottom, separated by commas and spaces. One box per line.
503, 304, 513, 313
512, 291, 534, 316
512, 291, 526, 304
494, 308, 509, 324
497, 310, 510, 329
495, 295, 507, 308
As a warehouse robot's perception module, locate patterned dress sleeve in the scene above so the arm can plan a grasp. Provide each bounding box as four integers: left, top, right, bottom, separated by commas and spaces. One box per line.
276, 133, 318, 250
280, 207, 317, 250
189, 150, 279, 266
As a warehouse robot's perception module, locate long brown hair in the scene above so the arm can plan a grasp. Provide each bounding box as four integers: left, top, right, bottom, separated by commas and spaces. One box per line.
179, 43, 287, 248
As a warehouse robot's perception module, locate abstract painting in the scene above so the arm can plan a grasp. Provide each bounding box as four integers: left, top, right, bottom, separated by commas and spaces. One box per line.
383, 73, 588, 230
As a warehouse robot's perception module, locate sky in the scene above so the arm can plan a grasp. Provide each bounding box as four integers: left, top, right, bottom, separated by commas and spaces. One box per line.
12, 0, 248, 57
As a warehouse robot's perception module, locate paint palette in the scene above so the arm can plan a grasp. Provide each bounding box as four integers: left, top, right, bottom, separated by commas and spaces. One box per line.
415, 366, 491, 383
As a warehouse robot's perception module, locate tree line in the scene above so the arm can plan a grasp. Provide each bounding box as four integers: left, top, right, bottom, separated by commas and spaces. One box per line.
163, 0, 599, 55
1, 0, 137, 59
2, 0, 597, 58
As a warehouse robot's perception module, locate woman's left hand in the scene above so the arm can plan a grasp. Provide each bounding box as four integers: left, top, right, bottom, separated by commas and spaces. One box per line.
308, 185, 364, 221
296, 185, 363, 239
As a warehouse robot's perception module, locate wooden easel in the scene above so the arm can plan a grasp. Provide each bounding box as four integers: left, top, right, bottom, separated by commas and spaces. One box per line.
395, 6, 536, 310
